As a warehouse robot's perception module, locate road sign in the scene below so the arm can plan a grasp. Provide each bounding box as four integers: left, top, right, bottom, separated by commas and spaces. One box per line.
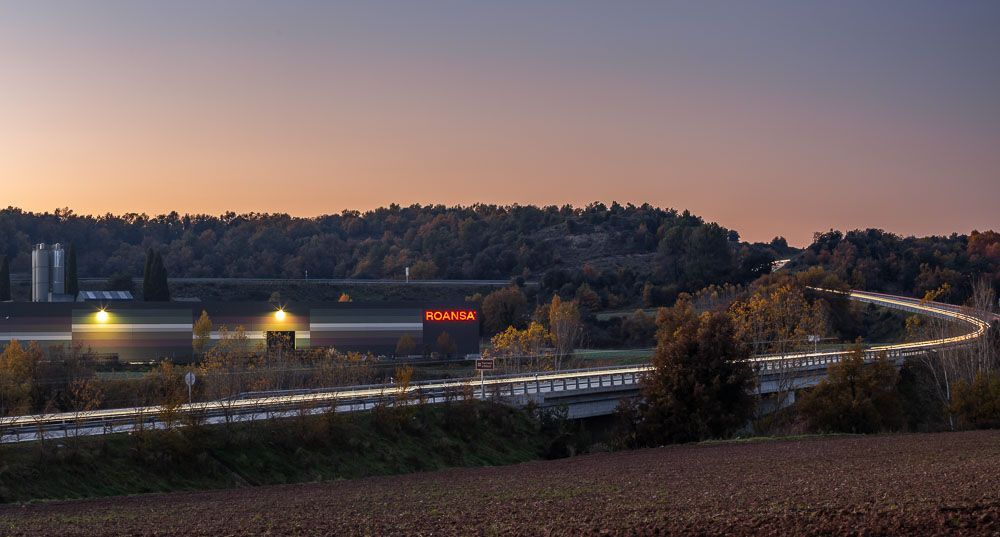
184, 371, 196, 404
475, 359, 494, 371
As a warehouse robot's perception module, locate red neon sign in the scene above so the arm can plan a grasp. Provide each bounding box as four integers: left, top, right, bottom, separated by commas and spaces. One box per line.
424, 310, 478, 322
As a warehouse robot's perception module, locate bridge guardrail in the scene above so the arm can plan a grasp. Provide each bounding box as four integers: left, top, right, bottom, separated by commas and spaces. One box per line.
1, 289, 990, 442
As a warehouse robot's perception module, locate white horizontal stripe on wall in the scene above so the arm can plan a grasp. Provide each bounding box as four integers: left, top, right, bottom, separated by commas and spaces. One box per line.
0, 333, 73, 341
72, 323, 193, 333
310, 323, 422, 331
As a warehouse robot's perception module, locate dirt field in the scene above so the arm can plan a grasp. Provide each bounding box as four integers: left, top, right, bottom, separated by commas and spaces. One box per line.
2, 430, 998, 536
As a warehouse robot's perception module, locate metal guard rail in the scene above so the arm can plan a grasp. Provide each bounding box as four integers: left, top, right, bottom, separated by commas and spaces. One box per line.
0, 289, 990, 433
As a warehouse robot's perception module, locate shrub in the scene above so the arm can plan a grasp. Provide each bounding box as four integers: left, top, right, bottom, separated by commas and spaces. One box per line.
797, 345, 905, 434
950, 373, 1000, 430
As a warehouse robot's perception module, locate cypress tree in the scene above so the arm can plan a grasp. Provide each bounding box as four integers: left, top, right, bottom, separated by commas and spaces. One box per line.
65, 244, 79, 298
143, 250, 171, 301
154, 251, 171, 301
0, 255, 10, 301
142, 248, 154, 300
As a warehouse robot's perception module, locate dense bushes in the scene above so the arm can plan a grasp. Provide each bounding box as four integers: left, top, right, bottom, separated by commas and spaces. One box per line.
951, 373, 1000, 430
797, 346, 905, 434
0, 400, 577, 503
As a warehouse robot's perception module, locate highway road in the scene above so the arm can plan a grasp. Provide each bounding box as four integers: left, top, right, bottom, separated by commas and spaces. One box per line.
0, 289, 992, 443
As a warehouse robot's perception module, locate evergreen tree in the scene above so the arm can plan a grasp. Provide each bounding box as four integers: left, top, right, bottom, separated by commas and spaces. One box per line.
630, 297, 755, 446
65, 244, 79, 297
154, 251, 170, 301
143, 249, 171, 301
0, 255, 10, 301
142, 248, 154, 299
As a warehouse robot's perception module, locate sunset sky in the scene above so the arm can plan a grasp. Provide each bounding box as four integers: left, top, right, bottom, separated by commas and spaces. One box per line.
2, 1, 998, 245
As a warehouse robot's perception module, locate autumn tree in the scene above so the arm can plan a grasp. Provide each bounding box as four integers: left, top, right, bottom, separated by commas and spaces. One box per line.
950, 372, 1000, 429
435, 331, 457, 357
906, 277, 1000, 429
621, 309, 656, 348
67, 377, 105, 438
395, 334, 417, 357
409, 259, 438, 279
797, 344, 905, 433
574, 283, 601, 312
144, 360, 188, 428
193, 310, 213, 356
338, 293, 352, 302
729, 278, 831, 357
393, 364, 414, 404
311, 349, 375, 388
481, 286, 528, 335
628, 299, 755, 445
968, 277, 998, 376
199, 325, 261, 423
548, 296, 582, 369
0, 340, 38, 416
486, 321, 552, 373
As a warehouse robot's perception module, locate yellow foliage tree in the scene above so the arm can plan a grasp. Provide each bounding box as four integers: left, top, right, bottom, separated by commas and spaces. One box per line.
193, 310, 213, 355
0, 340, 38, 416
729, 282, 829, 357
487, 321, 553, 372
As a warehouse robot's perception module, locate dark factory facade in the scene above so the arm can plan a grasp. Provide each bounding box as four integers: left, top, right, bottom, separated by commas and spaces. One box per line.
0, 302, 481, 363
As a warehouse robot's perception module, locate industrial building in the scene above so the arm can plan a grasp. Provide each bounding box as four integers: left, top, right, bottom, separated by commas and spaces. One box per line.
0, 301, 481, 362
4, 241, 480, 361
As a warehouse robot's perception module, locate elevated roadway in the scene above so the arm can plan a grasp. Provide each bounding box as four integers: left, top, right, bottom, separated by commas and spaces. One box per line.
0, 289, 991, 441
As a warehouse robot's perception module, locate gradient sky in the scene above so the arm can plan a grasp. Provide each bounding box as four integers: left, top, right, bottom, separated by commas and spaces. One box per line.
2, 1, 998, 245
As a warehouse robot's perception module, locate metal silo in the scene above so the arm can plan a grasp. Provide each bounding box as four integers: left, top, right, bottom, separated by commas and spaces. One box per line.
32, 243, 51, 302
50, 243, 65, 296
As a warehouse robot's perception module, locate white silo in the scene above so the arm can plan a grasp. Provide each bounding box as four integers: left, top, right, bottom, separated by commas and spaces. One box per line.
50, 243, 65, 296
31, 243, 67, 302
32, 243, 51, 302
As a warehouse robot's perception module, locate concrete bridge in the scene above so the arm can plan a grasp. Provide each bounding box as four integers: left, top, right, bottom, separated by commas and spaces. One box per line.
1, 289, 991, 441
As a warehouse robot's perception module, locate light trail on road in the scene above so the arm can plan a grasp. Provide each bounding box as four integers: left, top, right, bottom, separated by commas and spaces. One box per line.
0, 289, 990, 442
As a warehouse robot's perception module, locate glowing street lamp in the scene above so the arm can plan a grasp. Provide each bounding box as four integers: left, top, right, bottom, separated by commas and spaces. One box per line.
96, 309, 110, 323
274, 309, 287, 321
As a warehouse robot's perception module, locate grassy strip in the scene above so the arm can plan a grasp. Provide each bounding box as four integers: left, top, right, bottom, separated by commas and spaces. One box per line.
0, 401, 577, 504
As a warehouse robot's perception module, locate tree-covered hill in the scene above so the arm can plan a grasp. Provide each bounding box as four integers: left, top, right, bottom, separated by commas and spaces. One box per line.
789, 229, 1000, 304
0, 204, 784, 299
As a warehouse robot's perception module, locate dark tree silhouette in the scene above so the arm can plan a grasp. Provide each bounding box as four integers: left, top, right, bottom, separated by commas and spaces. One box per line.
65, 244, 79, 297
0, 255, 10, 301
142, 250, 170, 301
628, 298, 755, 446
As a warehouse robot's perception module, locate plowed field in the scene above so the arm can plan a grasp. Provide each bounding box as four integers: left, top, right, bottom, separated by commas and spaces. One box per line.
2, 430, 998, 536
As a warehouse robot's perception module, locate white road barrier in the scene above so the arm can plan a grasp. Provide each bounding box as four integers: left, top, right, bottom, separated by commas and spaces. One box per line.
0, 289, 991, 442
